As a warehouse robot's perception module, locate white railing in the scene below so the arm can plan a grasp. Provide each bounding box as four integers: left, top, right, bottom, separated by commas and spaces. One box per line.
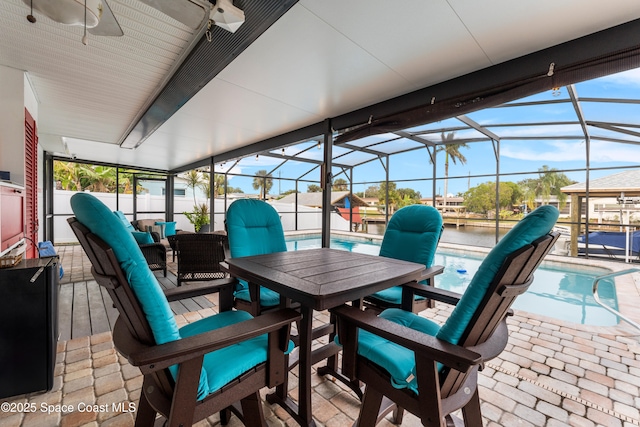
592, 269, 640, 331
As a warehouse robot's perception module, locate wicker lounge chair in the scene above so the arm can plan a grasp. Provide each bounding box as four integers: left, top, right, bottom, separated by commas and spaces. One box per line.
168, 233, 227, 286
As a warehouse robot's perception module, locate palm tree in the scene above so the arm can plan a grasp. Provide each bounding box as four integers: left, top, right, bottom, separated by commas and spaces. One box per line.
213, 174, 226, 196
116, 172, 139, 194
83, 165, 116, 192
432, 132, 468, 213
54, 161, 85, 191
182, 170, 210, 231
520, 165, 574, 210
252, 170, 273, 199
183, 170, 203, 205
200, 179, 211, 201
332, 178, 349, 191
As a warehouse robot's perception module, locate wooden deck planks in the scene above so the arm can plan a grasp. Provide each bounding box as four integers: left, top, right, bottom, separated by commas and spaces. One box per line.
58, 283, 73, 341
87, 280, 111, 335
58, 271, 218, 340
71, 282, 91, 339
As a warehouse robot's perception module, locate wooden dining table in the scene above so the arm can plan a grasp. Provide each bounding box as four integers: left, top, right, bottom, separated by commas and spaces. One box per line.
223, 247, 440, 426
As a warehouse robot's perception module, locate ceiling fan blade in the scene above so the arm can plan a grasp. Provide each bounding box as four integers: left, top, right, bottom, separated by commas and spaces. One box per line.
88, 0, 123, 36
136, 0, 211, 30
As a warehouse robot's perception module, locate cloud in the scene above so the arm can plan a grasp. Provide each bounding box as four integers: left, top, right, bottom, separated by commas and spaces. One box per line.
501, 141, 583, 161
501, 140, 640, 163
599, 68, 640, 87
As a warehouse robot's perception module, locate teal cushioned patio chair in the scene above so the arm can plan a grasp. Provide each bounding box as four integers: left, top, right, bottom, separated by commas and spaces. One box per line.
225, 198, 288, 316
364, 204, 444, 313
332, 205, 560, 427
68, 193, 298, 427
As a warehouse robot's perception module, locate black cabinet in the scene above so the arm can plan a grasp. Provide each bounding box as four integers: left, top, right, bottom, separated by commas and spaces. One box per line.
0, 258, 59, 398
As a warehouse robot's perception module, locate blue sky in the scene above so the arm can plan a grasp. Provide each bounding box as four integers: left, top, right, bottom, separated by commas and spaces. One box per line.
216, 68, 640, 198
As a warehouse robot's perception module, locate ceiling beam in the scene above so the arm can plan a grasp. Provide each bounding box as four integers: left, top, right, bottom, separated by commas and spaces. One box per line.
120, 0, 299, 149
567, 84, 590, 142
456, 115, 501, 141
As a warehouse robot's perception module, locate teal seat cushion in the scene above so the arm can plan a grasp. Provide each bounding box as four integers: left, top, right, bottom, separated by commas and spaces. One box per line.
71, 193, 209, 399
367, 286, 425, 304
356, 308, 441, 394
437, 205, 559, 345
226, 199, 287, 303
114, 210, 135, 232
180, 310, 293, 394
234, 285, 281, 307
157, 221, 177, 237
131, 231, 154, 245
370, 205, 443, 304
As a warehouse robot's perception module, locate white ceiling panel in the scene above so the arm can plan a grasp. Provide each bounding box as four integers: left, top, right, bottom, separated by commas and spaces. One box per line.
216, 5, 413, 117
449, 0, 640, 64
4, 0, 640, 172
164, 79, 323, 136
299, 0, 493, 89
0, 0, 202, 147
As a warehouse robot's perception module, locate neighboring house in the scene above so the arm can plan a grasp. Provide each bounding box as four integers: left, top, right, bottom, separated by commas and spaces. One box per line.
143, 176, 191, 198
561, 170, 640, 257
278, 191, 369, 232
562, 170, 640, 224
277, 191, 368, 209
361, 197, 379, 206
225, 193, 260, 200
421, 196, 466, 213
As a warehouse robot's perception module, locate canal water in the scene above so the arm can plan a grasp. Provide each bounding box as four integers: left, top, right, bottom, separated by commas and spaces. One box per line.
367, 223, 509, 248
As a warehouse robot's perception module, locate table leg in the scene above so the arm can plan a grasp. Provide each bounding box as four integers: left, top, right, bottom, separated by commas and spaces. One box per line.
298, 305, 314, 425
266, 305, 316, 427
317, 300, 364, 400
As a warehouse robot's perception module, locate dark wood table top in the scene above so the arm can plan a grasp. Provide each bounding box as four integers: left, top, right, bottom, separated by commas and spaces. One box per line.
223, 248, 428, 310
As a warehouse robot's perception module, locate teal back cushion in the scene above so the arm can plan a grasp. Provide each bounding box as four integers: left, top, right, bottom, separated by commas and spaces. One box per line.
114, 210, 135, 232
437, 205, 559, 345
226, 199, 286, 301
71, 193, 210, 399
131, 231, 154, 245
226, 199, 287, 258
370, 204, 443, 303
157, 221, 177, 237
380, 204, 442, 268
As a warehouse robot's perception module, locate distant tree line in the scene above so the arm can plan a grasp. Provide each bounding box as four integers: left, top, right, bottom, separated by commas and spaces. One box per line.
463, 166, 574, 217
54, 161, 139, 193
54, 161, 247, 195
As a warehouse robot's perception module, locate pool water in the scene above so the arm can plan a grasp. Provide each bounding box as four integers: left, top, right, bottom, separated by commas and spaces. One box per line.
286, 235, 619, 326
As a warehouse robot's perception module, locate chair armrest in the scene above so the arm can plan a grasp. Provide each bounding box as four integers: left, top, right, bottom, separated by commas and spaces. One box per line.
163, 278, 237, 301
139, 243, 167, 258
219, 261, 230, 273
331, 304, 481, 372
118, 308, 300, 372
403, 282, 463, 306
139, 242, 165, 250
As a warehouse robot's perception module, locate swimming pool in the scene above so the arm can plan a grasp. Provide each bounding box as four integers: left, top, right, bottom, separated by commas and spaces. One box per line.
285, 235, 619, 326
